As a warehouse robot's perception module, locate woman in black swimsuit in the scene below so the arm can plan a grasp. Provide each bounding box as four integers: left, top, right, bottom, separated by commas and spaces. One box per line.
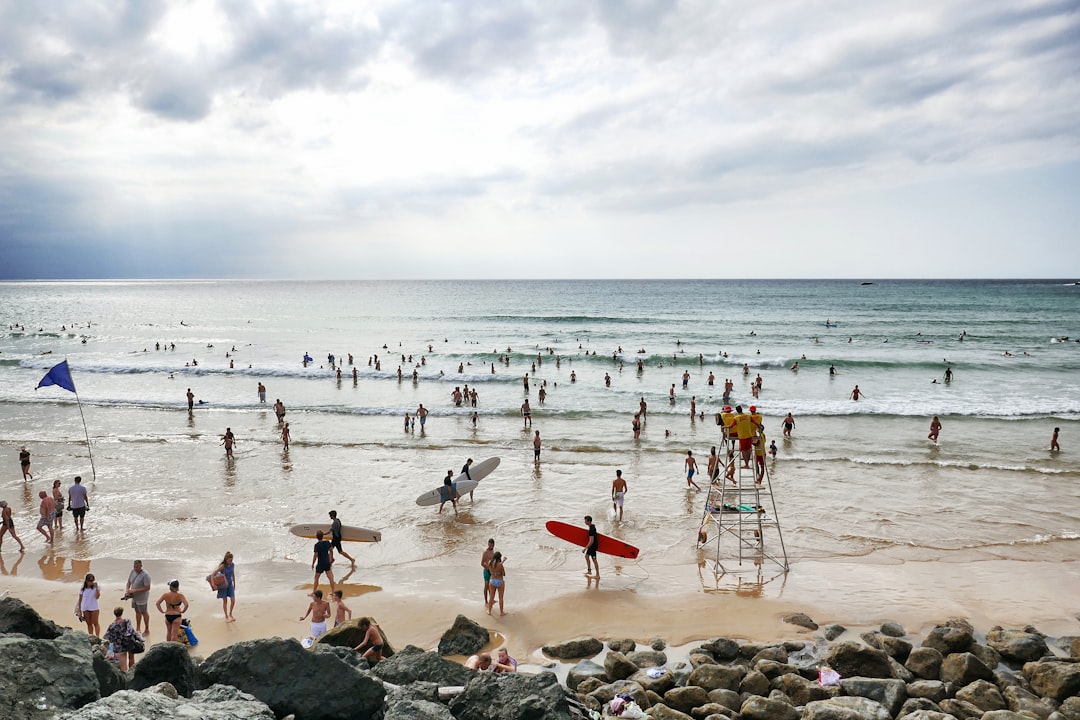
155, 579, 189, 641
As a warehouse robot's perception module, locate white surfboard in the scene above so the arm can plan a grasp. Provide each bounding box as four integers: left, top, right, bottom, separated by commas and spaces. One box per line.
289, 523, 381, 543
415, 456, 500, 506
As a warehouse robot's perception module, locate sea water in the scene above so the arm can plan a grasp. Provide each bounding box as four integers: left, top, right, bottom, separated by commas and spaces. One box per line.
0, 279, 1077, 613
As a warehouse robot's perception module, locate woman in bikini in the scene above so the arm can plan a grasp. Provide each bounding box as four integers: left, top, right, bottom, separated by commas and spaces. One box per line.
155, 579, 189, 641
486, 551, 507, 617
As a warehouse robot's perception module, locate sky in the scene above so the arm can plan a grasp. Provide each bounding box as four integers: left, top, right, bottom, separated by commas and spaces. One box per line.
1, 0, 1078, 280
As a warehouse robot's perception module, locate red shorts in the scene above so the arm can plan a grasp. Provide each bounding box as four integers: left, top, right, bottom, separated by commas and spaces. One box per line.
739, 438, 753, 452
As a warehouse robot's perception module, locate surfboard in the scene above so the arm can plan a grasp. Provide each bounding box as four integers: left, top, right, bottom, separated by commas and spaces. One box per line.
415, 456, 501, 506
545, 520, 640, 559
289, 524, 382, 543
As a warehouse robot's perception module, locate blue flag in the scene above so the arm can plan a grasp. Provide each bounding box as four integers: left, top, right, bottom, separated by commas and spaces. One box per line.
37, 360, 77, 393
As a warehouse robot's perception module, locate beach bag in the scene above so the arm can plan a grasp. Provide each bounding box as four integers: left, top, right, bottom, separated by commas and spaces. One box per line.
208, 571, 227, 591
126, 623, 145, 654
818, 665, 841, 686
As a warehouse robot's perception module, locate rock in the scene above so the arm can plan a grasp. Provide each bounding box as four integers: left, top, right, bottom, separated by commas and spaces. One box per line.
700, 638, 740, 661
371, 645, 472, 686
437, 615, 490, 657
384, 697, 455, 720
1002, 685, 1054, 720
707, 688, 742, 711
954, 678, 1005, 711
803, 696, 892, 720
687, 664, 745, 692
566, 659, 608, 691
311, 643, 368, 671
751, 646, 789, 665
0, 596, 66, 639
664, 686, 711, 714
91, 649, 127, 698
542, 636, 603, 660
740, 669, 771, 696
647, 704, 694, 720
784, 613, 819, 631
755, 660, 798, 680
628, 667, 676, 695
981, 712, 1040, 720
1073, 639, 1080, 659
907, 680, 947, 702
1061, 697, 1080, 720
316, 617, 395, 656
646, 690, 664, 707
628, 649, 668, 668
897, 698, 943, 717
923, 626, 974, 656
128, 642, 199, 697
651, 637, 668, 651
862, 632, 914, 662
898, 711, 954, 720
609, 638, 636, 653
938, 699, 984, 720
144, 682, 179, 699
822, 625, 848, 642
905, 647, 944, 680
823, 642, 894, 679
585, 679, 648, 708
0, 631, 100, 719
881, 622, 907, 638
605, 650, 639, 681
689, 653, 718, 668
987, 628, 1050, 665
55, 684, 277, 720
940, 652, 994, 686
199, 637, 384, 720
970, 642, 1002, 671
840, 678, 908, 717
1028, 660, 1080, 703
576, 677, 605, 696
691, 703, 734, 719
448, 670, 573, 720
890, 656, 915, 682
739, 695, 799, 720
773, 672, 832, 705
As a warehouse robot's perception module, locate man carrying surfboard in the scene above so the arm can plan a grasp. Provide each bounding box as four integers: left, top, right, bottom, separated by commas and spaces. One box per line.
328, 510, 355, 566
584, 516, 599, 577
438, 471, 459, 515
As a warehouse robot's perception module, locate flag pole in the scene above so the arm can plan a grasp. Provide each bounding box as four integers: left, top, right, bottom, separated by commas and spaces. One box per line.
71, 384, 98, 484
36, 358, 97, 483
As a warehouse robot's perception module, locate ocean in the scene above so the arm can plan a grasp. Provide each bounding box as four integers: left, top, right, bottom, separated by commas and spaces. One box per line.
1, 279, 1078, 627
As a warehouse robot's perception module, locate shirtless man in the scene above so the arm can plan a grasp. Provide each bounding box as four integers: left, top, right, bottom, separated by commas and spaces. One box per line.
533, 430, 541, 462
257, 382, 266, 403
684, 451, 701, 491
299, 589, 331, 640
274, 399, 286, 422
36, 490, 55, 544
332, 590, 352, 627
0, 500, 26, 551
221, 428, 235, 457
354, 617, 384, 663
782, 412, 795, 437
186, 388, 194, 411
416, 404, 428, 429
611, 470, 627, 521
707, 446, 720, 483
521, 399, 532, 427
639, 397, 647, 421
481, 538, 496, 605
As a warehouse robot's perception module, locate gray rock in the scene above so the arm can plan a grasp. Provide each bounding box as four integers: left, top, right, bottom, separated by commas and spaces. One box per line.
740, 669, 771, 696
922, 626, 974, 656
773, 672, 831, 705
700, 638, 740, 661
970, 642, 1002, 671
605, 651, 639, 681
448, 670, 572, 720
939, 652, 994, 686
689, 653, 718, 668
751, 646, 789, 665
691, 703, 735, 719
652, 637, 668, 651
585, 679, 647, 708
898, 710, 955, 720
823, 642, 894, 679
90, 648, 127, 698
862, 632, 914, 662
822, 625, 848, 642
1002, 685, 1055, 720
740, 643, 772, 660
199, 637, 384, 720
981, 712, 1037, 720
385, 680, 440, 705
987, 628, 1050, 665
1028, 660, 1080, 702
755, 659, 798, 680
907, 680, 947, 702
627, 649, 668, 668
955, 678, 1005, 711
311, 643, 369, 671
889, 656, 915, 682
881, 622, 907, 638
384, 697, 455, 720
664, 686, 711, 714
994, 667, 1030, 691
129, 642, 199, 697
897, 697, 943, 717
784, 613, 819, 631
840, 678, 908, 717
938, 699, 984, 720
647, 704, 694, 720
673, 662, 693, 687
628, 667, 676, 695
608, 638, 636, 654
437, 614, 490, 657
1060, 697, 1080, 720
803, 696, 892, 720
371, 645, 472, 686
542, 636, 603, 660
0, 631, 100, 719
707, 688, 743, 711
646, 689, 664, 707
905, 647, 944, 680
55, 684, 276, 720
1073, 638, 1080, 659
566, 659, 607, 691
769, 688, 794, 705
575, 677, 605, 696
0, 596, 66, 639
740, 695, 799, 720
688, 664, 746, 692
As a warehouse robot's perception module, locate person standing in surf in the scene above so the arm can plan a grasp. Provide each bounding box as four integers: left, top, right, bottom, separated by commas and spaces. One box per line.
1051, 427, 1060, 451
583, 516, 599, 578
611, 470, 627, 521
928, 416, 942, 443
19, 447, 32, 480
850, 385, 864, 401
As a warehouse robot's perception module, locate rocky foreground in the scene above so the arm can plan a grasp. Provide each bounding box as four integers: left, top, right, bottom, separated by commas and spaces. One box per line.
1, 596, 1078, 720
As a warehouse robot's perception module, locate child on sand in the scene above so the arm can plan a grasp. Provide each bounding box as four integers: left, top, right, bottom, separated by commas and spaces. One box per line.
332, 590, 352, 627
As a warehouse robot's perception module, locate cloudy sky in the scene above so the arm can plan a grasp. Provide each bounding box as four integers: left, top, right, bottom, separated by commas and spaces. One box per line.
1, 0, 1078, 279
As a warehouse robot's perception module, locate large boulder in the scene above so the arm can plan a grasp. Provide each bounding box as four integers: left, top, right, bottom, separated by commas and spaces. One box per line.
1027, 660, 1080, 703
566, 659, 607, 691
739, 695, 799, 720
907, 680, 947, 703
740, 669, 771, 696
448, 670, 572, 720
954, 679, 1005, 711
311, 643, 369, 671
898, 710, 953, 720
840, 678, 908, 717
438, 615, 490, 657
987, 628, 1050, 665
542, 636, 603, 660
774, 672, 832, 705
687, 663, 745, 692
0, 596, 66, 639
90, 649, 127, 698
938, 698, 985, 720
803, 696, 892, 720
604, 650, 639, 681
1002, 685, 1055, 720
0, 632, 100, 719
199, 636, 384, 720
880, 622, 907, 638
822, 625, 848, 641
128, 642, 199, 697
823, 642, 894, 679
54, 684, 276, 720
316, 617, 395, 656
371, 645, 472, 686
707, 688, 742, 711
784, 613, 819, 631
922, 625, 974, 656
940, 652, 994, 686
897, 697, 943, 717
663, 685, 710, 714
699, 638, 740, 661
585, 679, 648, 708
646, 705, 694, 720
627, 649, 667, 668
383, 697, 455, 720
628, 667, 676, 695
905, 647, 944, 680
862, 632, 913, 662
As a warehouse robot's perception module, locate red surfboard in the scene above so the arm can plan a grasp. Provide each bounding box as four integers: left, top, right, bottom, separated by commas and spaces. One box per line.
545, 520, 640, 559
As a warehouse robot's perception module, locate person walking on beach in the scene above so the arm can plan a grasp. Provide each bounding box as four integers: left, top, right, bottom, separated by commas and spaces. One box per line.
212, 551, 237, 621
533, 430, 542, 462
311, 531, 336, 595
36, 490, 55, 544
632, 414, 641, 439
75, 573, 102, 636
0, 500, 26, 552
782, 412, 795, 437
438, 471, 459, 515
124, 559, 152, 635
186, 388, 194, 411
486, 551, 507, 616
684, 451, 701, 491
416, 404, 428, 430
1051, 427, 1060, 452
274, 399, 286, 422
611, 470, 627, 521
68, 476, 89, 532
521, 399, 532, 427
583, 516, 599, 578
299, 589, 331, 641
155, 579, 188, 641
461, 458, 477, 501
481, 538, 496, 606
257, 382, 266, 403
328, 510, 355, 566
928, 416, 942, 443
850, 385, 864, 401
639, 397, 647, 421
51, 479, 64, 532
19, 447, 32, 480
221, 428, 235, 458
281, 423, 291, 449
